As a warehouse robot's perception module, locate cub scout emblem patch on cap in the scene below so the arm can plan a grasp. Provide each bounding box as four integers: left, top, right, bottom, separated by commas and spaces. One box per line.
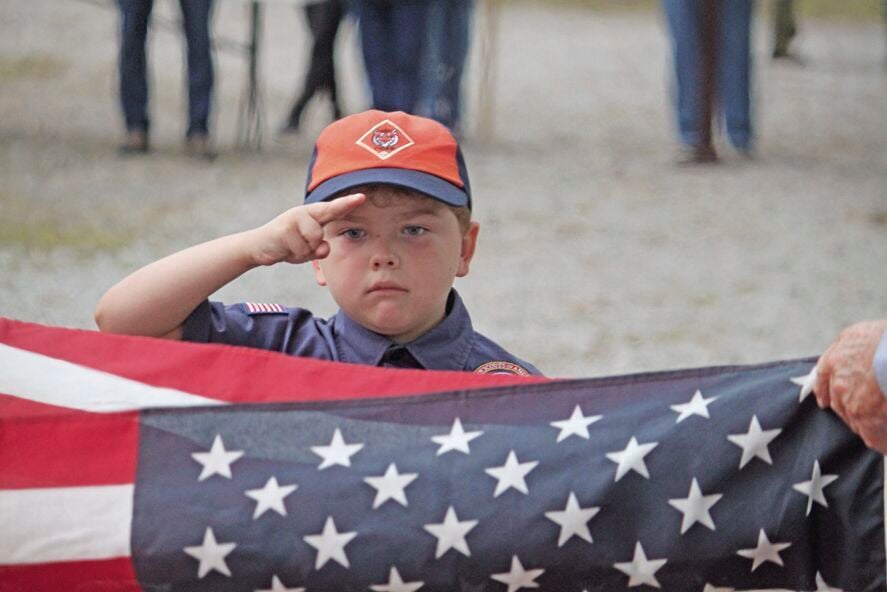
474, 361, 531, 376
243, 302, 286, 314
356, 119, 415, 160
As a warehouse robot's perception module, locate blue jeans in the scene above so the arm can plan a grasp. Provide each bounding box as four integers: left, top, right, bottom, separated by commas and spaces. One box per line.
118, 0, 214, 136
419, 0, 473, 131
662, 0, 753, 150
351, 0, 431, 113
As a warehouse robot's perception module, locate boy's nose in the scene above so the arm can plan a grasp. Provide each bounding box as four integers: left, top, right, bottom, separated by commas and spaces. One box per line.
370, 250, 399, 269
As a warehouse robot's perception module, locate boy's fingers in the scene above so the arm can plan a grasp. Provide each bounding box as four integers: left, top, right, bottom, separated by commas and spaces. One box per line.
306, 193, 366, 226
313, 242, 330, 259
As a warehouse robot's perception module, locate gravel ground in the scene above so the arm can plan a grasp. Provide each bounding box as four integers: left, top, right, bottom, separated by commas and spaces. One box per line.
1, 0, 885, 378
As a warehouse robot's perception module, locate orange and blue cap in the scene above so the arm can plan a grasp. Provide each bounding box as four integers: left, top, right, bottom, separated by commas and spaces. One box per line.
304, 110, 471, 210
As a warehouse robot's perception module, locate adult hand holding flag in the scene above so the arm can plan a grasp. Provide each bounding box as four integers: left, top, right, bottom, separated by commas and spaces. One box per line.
0, 318, 883, 591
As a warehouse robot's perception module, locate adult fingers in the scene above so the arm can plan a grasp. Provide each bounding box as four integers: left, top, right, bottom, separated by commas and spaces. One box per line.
814, 343, 836, 409
306, 193, 366, 226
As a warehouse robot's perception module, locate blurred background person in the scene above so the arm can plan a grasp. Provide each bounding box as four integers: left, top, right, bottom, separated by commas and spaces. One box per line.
419, 0, 473, 134
350, 0, 431, 113
116, 0, 215, 158
280, 0, 345, 135
661, 0, 754, 162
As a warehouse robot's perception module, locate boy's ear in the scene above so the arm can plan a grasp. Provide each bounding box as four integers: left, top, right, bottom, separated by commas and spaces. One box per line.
312, 260, 327, 286
456, 222, 480, 278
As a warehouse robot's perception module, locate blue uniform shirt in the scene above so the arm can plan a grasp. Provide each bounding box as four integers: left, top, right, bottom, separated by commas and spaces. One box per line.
182, 290, 541, 376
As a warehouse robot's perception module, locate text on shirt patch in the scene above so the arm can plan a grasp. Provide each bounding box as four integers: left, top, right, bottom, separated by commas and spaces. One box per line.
243, 302, 287, 315
474, 361, 531, 376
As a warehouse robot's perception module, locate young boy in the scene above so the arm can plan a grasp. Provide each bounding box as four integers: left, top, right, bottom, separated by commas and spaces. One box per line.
96, 110, 540, 376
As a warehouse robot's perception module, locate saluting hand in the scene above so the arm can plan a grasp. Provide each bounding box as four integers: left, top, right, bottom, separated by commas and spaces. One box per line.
251, 193, 366, 266
815, 320, 887, 455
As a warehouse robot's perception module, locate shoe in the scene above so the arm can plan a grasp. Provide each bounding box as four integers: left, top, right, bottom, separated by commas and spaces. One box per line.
735, 146, 755, 160
675, 144, 718, 165
277, 122, 300, 136
118, 130, 149, 155
185, 133, 216, 161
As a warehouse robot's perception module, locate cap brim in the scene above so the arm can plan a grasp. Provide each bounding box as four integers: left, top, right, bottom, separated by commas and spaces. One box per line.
305, 168, 470, 208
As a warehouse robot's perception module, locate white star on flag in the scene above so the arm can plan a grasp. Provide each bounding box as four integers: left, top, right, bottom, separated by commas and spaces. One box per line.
490, 555, 545, 592
244, 476, 298, 519
191, 434, 244, 481
792, 459, 838, 516
311, 428, 364, 470
606, 436, 659, 481
815, 571, 843, 591
423, 505, 478, 558
255, 574, 305, 592
485, 450, 539, 497
791, 367, 817, 402
364, 463, 419, 509
550, 404, 602, 442
544, 491, 600, 546
303, 516, 357, 569
727, 415, 781, 469
613, 541, 667, 588
670, 390, 718, 423
369, 566, 425, 592
183, 526, 237, 579
668, 478, 723, 534
431, 417, 483, 455
736, 529, 792, 571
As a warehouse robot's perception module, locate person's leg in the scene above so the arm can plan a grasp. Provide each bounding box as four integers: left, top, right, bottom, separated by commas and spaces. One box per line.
389, 0, 431, 113
425, 0, 472, 130
118, 0, 153, 144
353, 0, 397, 111
418, 0, 444, 119
772, 0, 796, 58
718, 0, 753, 151
285, 1, 343, 131
180, 0, 214, 138
324, 0, 345, 119
661, 0, 702, 148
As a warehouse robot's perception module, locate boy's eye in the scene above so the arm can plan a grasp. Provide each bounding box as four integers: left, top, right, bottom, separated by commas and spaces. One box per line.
403, 225, 427, 236
341, 228, 365, 240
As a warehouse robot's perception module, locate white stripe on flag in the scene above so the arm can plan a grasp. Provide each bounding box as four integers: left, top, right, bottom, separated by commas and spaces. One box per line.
0, 485, 134, 564
0, 343, 225, 412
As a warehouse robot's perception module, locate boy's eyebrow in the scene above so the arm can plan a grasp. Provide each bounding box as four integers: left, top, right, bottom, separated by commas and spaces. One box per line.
334, 206, 444, 223
391, 206, 444, 220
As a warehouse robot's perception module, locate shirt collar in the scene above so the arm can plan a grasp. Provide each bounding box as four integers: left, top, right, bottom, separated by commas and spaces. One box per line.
332, 290, 475, 371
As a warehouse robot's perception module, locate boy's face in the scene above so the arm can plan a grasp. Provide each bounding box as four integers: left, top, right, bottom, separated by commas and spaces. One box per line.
313, 188, 479, 344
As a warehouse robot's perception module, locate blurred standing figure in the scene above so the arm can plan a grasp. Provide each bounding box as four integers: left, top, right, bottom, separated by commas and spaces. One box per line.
661, 0, 754, 160
117, 0, 215, 158
772, 0, 798, 59
351, 0, 431, 113
280, 0, 345, 134
419, 0, 474, 133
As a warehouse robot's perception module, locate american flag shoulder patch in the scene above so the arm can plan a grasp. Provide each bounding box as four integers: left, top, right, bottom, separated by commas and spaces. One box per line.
242, 302, 287, 315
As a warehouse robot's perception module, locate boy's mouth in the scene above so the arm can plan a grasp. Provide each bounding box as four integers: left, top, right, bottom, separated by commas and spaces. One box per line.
367, 281, 408, 294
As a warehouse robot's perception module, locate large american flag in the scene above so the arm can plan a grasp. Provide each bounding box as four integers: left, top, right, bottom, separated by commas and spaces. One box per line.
0, 318, 883, 591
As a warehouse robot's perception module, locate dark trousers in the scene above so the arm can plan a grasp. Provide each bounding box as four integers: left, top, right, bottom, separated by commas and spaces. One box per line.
419, 0, 473, 131
118, 0, 214, 136
662, 0, 754, 150
286, 0, 344, 129
352, 0, 431, 113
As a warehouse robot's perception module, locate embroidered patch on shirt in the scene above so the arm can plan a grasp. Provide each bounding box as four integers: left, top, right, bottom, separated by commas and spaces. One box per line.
243, 302, 287, 315
474, 361, 531, 376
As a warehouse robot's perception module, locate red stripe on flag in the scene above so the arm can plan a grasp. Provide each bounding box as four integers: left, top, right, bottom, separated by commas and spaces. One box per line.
0, 407, 138, 489
0, 557, 140, 592
0, 319, 547, 406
